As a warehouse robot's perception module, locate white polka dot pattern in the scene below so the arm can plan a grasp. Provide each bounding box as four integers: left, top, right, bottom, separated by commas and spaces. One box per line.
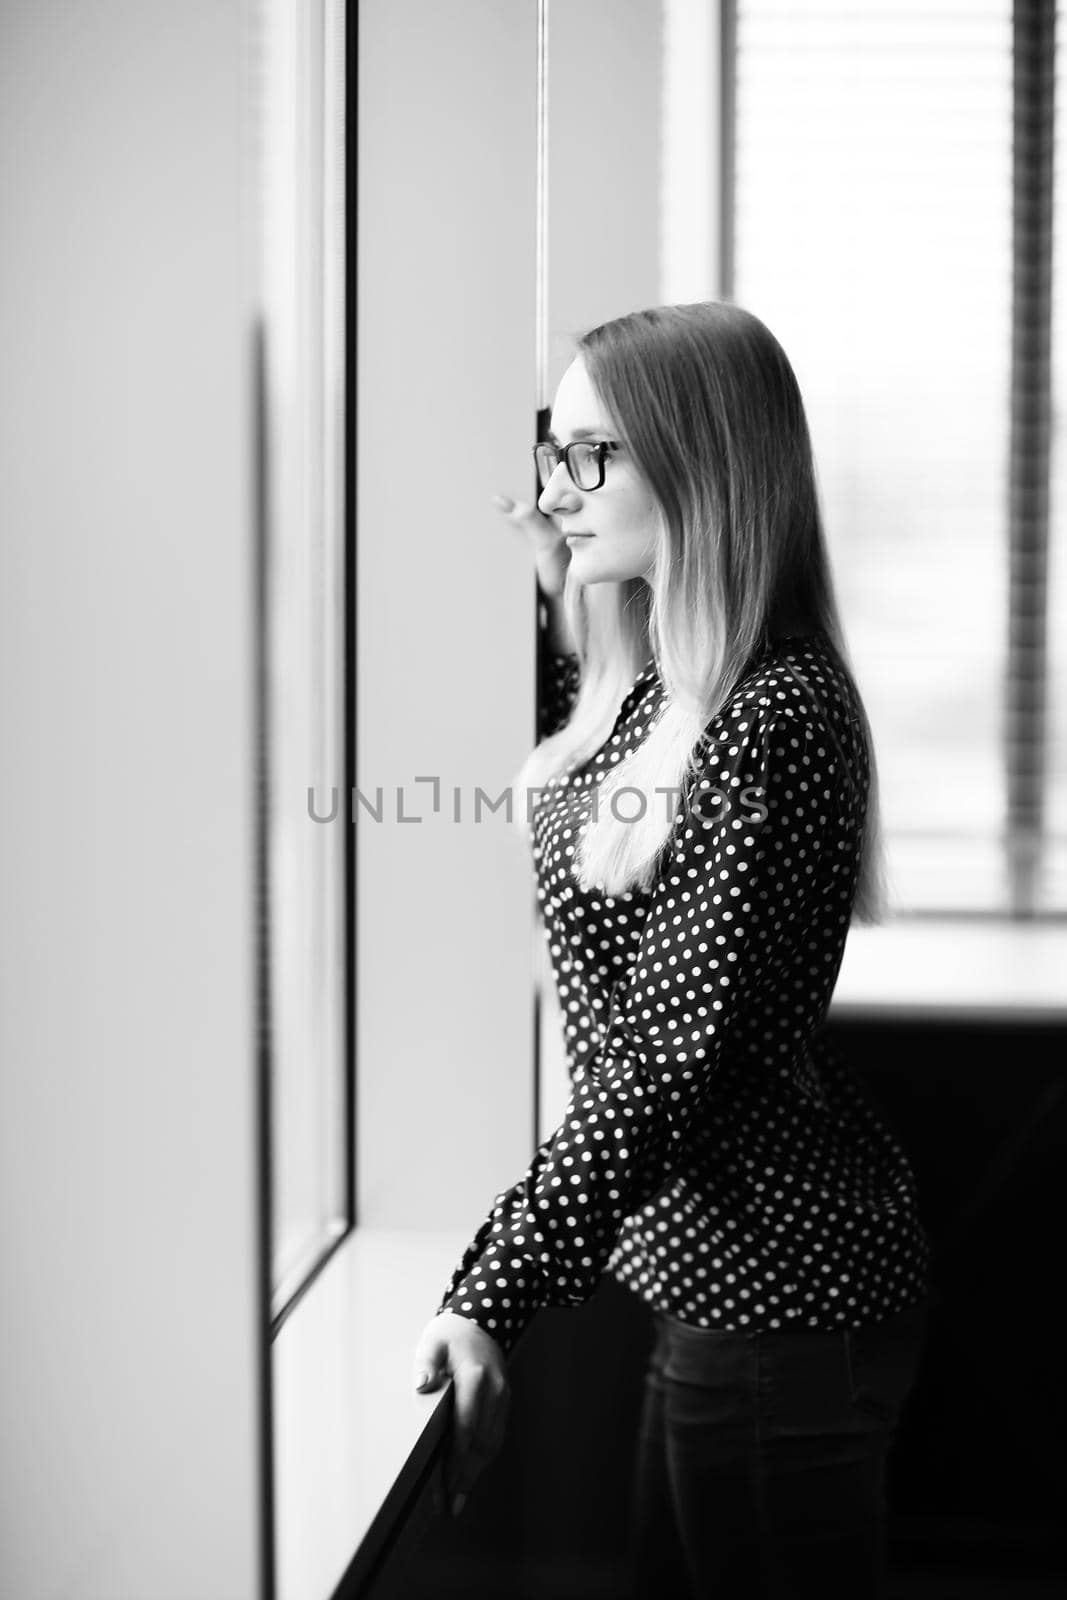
437, 633, 929, 1355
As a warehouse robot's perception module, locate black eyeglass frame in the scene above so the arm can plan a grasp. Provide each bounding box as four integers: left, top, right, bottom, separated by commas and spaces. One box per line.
532, 439, 621, 492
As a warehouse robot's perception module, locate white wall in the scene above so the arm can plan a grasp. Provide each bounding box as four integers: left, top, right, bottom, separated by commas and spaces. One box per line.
544, 0, 665, 391
0, 5, 265, 1597
356, 0, 540, 1227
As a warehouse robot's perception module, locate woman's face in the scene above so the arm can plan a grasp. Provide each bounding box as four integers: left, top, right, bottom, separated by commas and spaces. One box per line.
538, 356, 660, 586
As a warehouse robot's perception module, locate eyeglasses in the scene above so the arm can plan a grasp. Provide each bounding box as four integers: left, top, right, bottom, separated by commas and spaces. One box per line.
533, 439, 621, 492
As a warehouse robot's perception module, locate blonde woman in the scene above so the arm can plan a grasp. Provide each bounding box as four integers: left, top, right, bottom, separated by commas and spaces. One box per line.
413, 302, 929, 1599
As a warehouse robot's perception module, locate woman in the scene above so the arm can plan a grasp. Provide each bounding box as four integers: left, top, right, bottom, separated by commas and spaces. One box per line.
412, 301, 929, 1598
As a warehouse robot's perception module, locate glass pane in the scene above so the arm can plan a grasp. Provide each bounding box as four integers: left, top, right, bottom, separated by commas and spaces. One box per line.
571, 443, 599, 488
536, 443, 557, 486
261, 0, 350, 1318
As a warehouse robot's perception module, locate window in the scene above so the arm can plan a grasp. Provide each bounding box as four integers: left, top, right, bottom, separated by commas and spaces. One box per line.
258, 0, 353, 1324
730, 0, 1064, 917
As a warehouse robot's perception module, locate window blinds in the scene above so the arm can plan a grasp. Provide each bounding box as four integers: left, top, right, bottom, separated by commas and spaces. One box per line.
1048, 3, 1066, 912
733, 0, 1065, 915
1008, 0, 1057, 916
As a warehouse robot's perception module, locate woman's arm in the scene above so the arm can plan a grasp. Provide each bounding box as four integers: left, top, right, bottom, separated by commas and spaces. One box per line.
541, 587, 577, 655
490, 491, 580, 734
538, 629, 581, 741
434, 700, 849, 1356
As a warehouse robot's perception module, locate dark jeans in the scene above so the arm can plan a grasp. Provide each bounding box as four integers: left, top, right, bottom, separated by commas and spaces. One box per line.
628, 1302, 927, 1600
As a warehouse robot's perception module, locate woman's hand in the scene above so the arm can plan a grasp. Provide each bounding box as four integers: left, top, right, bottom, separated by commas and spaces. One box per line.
492, 492, 571, 600
413, 1310, 510, 1518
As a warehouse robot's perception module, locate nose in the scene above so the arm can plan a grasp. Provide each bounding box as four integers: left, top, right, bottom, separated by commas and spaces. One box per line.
537, 461, 581, 518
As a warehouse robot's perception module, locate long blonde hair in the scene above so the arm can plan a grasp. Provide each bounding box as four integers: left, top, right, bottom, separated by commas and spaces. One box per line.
516, 302, 885, 924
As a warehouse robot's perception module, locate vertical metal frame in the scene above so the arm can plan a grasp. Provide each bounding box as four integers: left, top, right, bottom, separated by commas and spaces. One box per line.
533, 0, 550, 1152
253, 315, 279, 1600
343, 0, 358, 1230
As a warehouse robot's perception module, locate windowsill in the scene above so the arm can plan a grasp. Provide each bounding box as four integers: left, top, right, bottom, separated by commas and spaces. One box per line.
831, 918, 1067, 1022
272, 1226, 469, 1600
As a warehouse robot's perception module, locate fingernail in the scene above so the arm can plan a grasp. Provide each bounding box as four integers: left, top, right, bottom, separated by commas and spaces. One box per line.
451, 1492, 467, 1518
415, 1371, 431, 1390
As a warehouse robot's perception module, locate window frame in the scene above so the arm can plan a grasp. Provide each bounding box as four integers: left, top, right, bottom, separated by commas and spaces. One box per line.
260, 0, 357, 1339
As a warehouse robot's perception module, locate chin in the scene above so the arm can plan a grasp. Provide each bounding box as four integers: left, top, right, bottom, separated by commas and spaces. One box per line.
578, 563, 647, 587
568, 549, 637, 586
572, 561, 612, 585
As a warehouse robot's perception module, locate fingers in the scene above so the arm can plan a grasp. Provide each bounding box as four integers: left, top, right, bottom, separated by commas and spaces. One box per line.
412, 1328, 449, 1394
411, 1314, 510, 1519
492, 491, 552, 530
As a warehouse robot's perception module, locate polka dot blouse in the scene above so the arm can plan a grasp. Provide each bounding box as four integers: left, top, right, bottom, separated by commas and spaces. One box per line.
436, 631, 929, 1357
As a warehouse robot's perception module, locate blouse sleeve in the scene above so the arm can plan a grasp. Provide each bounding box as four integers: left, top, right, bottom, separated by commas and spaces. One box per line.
435, 704, 846, 1356
539, 648, 581, 739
